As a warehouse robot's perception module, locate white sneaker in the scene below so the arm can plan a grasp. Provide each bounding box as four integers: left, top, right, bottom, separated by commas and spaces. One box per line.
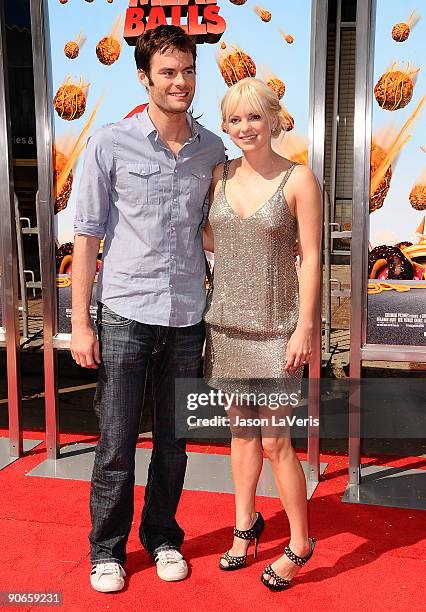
154, 549, 188, 582
90, 562, 126, 593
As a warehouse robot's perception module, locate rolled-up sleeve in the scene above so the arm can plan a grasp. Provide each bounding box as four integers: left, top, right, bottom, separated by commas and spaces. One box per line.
74, 126, 113, 238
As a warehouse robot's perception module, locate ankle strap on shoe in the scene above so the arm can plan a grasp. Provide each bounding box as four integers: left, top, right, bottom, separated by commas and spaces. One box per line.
233, 513, 263, 540
233, 526, 256, 540
284, 537, 316, 567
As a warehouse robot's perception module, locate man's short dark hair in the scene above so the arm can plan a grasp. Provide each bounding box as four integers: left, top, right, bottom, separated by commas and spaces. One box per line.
134, 25, 197, 75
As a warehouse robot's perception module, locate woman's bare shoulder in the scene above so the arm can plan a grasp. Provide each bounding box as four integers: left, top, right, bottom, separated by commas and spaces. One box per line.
286, 162, 319, 194
291, 162, 317, 181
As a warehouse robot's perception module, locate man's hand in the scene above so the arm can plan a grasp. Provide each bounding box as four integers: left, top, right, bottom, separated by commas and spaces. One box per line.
71, 234, 101, 368
70, 325, 101, 369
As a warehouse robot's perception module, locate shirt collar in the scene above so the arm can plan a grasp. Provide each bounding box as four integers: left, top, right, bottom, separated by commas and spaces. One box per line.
137, 105, 201, 142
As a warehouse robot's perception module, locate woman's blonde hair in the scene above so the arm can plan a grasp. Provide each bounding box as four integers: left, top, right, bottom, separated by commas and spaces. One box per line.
221, 77, 284, 138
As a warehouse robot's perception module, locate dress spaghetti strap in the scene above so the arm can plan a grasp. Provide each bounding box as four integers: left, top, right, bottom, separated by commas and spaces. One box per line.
278, 161, 298, 191
221, 158, 231, 189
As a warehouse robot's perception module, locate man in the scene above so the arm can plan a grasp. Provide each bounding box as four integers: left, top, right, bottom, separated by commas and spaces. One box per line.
70, 25, 225, 593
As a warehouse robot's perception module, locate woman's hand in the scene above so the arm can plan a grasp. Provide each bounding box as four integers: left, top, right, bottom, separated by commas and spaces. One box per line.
284, 325, 313, 372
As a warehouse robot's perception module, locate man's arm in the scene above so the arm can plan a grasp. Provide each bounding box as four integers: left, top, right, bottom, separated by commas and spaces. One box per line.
70, 235, 101, 369
70, 126, 112, 368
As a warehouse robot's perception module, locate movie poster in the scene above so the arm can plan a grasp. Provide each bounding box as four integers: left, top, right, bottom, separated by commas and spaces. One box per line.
44, 0, 313, 335
367, 0, 426, 346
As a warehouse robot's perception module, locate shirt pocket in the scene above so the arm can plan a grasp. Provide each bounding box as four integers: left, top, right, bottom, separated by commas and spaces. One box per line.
189, 168, 212, 205
127, 162, 161, 205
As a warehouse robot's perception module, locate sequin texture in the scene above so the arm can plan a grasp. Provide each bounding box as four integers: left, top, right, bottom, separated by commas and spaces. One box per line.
204, 160, 303, 394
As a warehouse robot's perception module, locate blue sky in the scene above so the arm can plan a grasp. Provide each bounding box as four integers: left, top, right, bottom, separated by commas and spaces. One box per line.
369, 0, 426, 246
47, 0, 313, 242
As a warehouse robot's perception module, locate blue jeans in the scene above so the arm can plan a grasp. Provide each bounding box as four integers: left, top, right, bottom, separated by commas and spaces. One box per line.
89, 303, 205, 565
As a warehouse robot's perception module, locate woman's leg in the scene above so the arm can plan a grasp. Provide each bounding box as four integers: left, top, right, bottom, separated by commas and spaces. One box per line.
220, 404, 263, 564
260, 407, 311, 583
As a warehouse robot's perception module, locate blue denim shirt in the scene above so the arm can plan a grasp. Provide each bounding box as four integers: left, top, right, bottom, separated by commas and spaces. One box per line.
74, 107, 225, 326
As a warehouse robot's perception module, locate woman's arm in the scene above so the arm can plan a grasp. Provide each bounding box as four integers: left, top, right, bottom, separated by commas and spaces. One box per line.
202, 162, 225, 253
285, 165, 323, 371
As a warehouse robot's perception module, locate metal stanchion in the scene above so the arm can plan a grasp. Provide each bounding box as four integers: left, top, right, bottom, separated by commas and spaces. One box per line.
14, 194, 29, 340
0, 4, 41, 467
304, 0, 329, 497
30, 0, 59, 460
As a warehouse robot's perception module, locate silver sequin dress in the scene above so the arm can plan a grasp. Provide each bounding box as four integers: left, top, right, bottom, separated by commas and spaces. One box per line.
203, 159, 303, 395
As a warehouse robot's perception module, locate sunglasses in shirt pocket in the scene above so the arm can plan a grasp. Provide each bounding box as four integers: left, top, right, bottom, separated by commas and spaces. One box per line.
127, 162, 161, 205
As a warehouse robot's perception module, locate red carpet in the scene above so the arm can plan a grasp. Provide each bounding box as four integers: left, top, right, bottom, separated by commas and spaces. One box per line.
0, 431, 425, 611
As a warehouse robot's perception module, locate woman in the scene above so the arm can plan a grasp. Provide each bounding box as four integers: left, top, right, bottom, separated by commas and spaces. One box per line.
203, 78, 322, 591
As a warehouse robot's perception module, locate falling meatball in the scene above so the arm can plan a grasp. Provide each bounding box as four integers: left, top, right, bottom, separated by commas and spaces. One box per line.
54, 149, 73, 214
217, 44, 256, 87
267, 78, 285, 99
64, 31, 86, 60
96, 36, 121, 66
280, 105, 294, 132
370, 142, 392, 213
278, 28, 294, 44
391, 10, 420, 42
374, 63, 419, 111
261, 65, 285, 99
96, 14, 123, 66
410, 184, 426, 211
53, 77, 89, 121
64, 42, 79, 60
254, 5, 272, 23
